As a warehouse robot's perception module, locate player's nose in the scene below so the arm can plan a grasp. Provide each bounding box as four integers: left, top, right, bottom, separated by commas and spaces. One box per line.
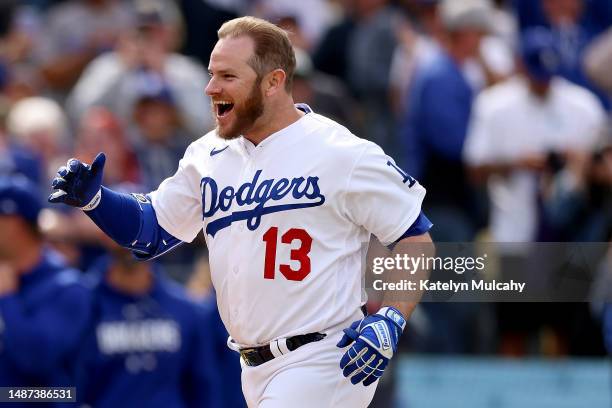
205, 78, 221, 96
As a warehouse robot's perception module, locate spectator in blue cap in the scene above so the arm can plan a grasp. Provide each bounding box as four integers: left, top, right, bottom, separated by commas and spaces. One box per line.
130, 76, 190, 191
0, 176, 91, 401
519, 27, 562, 90
0, 176, 42, 227
513, 0, 611, 109
129, 79, 198, 283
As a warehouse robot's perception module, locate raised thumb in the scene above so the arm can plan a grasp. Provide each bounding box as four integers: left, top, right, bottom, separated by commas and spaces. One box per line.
90, 152, 106, 175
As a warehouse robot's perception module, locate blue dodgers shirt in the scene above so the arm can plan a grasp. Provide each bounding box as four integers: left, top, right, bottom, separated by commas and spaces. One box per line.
76, 259, 220, 408
399, 48, 478, 220
0, 249, 90, 400
201, 293, 245, 407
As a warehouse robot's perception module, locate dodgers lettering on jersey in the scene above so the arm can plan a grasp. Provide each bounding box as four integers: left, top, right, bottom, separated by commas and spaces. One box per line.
201, 170, 325, 236
150, 110, 426, 346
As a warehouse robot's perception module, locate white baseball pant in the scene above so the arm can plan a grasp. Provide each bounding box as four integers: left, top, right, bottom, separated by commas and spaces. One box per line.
239, 312, 378, 407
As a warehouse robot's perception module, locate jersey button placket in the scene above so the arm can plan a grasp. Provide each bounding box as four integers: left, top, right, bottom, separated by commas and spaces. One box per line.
233, 159, 255, 327
228, 154, 251, 281
239, 158, 255, 234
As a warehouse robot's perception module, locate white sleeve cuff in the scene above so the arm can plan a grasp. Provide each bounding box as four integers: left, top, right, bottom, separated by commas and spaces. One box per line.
80, 188, 102, 211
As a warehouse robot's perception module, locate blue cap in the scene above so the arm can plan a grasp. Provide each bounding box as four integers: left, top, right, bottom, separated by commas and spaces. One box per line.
0, 176, 42, 224
520, 28, 561, 82
134, 70, 175, 105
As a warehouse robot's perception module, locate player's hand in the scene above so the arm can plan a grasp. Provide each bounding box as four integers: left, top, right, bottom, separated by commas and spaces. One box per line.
336, 307, 406, 386
48, 152, 106, 210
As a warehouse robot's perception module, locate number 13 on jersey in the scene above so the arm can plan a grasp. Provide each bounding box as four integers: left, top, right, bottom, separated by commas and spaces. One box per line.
262, 227, 312, 281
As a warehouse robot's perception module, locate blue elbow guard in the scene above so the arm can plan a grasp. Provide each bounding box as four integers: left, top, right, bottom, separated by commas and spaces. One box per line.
388, 211, 433, 249
128, 194, 183, 261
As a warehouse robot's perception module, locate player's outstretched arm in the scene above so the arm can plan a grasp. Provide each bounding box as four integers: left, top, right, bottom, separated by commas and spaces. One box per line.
337, 232, 433, 386
48, 153, 182, 260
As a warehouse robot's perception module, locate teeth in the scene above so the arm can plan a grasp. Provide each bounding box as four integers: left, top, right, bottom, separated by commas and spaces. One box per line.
214, 101, 232, 105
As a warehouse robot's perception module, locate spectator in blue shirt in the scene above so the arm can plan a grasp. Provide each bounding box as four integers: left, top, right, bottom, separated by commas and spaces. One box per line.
0, 176, 90, 399
397, 0, 493, 354
399, 0, 491, 241
513, 0, 612, 37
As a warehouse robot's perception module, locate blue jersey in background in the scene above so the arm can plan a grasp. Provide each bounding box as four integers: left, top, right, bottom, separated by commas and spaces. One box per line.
0, 249, 90, 407
76, 258, 220, 408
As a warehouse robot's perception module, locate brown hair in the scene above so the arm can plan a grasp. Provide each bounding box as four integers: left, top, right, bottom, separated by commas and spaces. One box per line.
218, 16, 296, 91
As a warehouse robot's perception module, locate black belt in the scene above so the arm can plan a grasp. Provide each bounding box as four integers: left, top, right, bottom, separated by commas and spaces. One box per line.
240, 332, 326, 367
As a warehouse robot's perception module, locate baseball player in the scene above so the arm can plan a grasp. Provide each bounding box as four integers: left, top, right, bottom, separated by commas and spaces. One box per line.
49, 16, 433, 407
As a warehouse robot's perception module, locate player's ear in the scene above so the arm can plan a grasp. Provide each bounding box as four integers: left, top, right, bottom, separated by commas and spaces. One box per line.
264, 69, 286, 96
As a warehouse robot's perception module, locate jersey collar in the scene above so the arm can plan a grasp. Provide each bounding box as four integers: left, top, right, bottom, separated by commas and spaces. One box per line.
295, 103, 313, 114
240, 104, 314, 154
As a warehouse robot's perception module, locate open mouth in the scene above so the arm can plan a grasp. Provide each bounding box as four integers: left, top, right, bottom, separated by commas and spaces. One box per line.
215, 101, 234, 118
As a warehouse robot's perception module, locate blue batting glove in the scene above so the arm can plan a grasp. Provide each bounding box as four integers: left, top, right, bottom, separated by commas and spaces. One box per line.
48, 152, 106, 210
337, 307, 406, 386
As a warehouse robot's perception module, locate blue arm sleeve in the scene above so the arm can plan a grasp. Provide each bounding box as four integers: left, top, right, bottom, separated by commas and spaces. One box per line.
392, 211, 433, 247
85, 186, 183, 260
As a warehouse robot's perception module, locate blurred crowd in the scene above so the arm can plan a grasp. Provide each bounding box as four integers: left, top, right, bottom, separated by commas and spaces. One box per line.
0, 0, 611, 405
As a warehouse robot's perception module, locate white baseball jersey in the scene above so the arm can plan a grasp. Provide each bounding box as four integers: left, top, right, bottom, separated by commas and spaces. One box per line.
464, 77, 605, 243
150, 109, 426, 346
